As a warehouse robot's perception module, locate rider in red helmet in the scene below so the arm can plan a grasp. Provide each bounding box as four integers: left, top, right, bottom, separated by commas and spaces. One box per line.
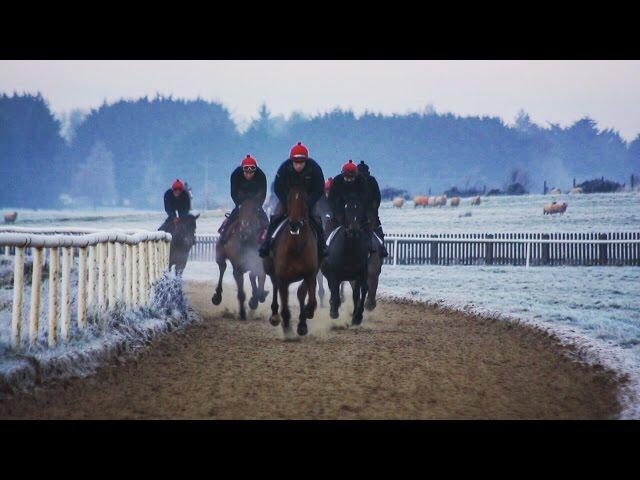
258, 141, 327, 258
217, 154, 268, 245
159, 178, 192, 232
327, 159, 382, 254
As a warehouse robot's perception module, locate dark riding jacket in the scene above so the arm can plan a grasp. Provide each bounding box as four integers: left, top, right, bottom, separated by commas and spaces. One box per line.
164, 189, 191, 219
273, 158, 325, 212
361, 173, 382, 209
328, 173, 369, 220
230, 166, 267, 207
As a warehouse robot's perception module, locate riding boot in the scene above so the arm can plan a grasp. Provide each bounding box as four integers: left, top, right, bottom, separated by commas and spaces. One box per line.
311, 216, 328, 258
258, 216, 281, 257
375, 224, 389, 257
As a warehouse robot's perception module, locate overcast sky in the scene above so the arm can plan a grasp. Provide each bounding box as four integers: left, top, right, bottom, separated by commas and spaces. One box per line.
1, 60, 639, 140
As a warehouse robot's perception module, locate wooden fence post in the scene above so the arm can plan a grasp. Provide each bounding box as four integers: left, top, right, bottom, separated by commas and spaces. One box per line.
98, 242, 107, 308
430, 236, 438, 265
29, 247, 43, 345
60, 246, 72, 342
11, 247, 25, 349
48, 246, 59, 347
77, 247, 87, 329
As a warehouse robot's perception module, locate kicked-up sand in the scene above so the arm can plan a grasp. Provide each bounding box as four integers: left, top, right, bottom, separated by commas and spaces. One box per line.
0, 279, 623, 419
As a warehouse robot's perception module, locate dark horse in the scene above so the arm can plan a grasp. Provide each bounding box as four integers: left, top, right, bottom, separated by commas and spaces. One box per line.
313, 195, 332, 307
321, 199, 370, 325
165, 212, 199, 276
262, 185, 319, 337
211, 198, 268, 319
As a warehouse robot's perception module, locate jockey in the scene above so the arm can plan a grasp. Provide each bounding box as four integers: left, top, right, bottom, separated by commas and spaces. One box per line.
357, 160, 388, 257
218, 154, 268, 245
327, 160, 369, 230
159, 178, 191, 232
258, 141, 328, 258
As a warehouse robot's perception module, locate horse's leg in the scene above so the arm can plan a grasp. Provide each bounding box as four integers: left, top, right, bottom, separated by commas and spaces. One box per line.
211, 250, 226, 305
328, 275, 341, 319
351, 280, 361, 324
353, 277, 368, 326
268, 274, 281, 326
317, 270, 325, 308
258, 273, 268, 302
279, 279, 292, 334
248, 273, 259, 310
365, 257, 380, 311
304, 273, 317, 320
296, 281, 308, 336
233, 268, 247, 320
340, 281, 345, 302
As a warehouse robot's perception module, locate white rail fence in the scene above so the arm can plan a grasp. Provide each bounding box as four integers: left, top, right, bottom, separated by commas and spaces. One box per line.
187, 232, 640, 267
0, 228, 171, 349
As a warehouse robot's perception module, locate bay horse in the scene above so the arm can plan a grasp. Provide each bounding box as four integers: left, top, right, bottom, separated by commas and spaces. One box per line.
167, 212, 199, 276
211, 198, 268, 319
262, 185, 319, 337
321, 199, 370, 325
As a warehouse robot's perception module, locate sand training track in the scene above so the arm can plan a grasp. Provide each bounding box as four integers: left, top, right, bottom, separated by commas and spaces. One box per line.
0, 279, 622, 419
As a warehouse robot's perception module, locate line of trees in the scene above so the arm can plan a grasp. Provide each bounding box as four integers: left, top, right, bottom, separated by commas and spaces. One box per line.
1, 93, 639, 209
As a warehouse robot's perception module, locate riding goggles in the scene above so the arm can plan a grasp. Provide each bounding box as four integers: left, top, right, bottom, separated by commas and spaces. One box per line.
243, 165, 257, 172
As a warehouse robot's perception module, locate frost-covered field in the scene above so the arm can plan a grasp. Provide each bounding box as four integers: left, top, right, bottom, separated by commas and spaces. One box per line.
3, 192, 640, 415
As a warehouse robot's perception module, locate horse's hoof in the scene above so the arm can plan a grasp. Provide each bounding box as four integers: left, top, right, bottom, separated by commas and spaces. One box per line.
239, 310, 247, 320
297, 323, 308, 336
365, 299, 376, 311
351, 316, 363, 326
330, 308, 339, 319
259, 291, 269, 303
211, 293, 222, 305
304, 304, 315, 319
249, 297, 259, 310
269, 314, 281, 326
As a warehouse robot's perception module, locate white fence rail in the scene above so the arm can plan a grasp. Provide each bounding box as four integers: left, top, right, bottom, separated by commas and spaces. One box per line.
188, 231, 640, 267
0, 228, 171, 349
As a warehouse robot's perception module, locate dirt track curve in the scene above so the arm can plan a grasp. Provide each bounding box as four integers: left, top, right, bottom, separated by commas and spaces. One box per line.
0, 279, 622, 419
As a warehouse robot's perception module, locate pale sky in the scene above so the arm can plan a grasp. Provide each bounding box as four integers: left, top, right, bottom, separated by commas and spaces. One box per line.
1, 60, 639, 140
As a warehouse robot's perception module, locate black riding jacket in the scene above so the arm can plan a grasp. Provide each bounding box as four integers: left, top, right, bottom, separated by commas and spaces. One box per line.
273, 158, 325, 211
164, 189, 191, 219
328, 173, 369, 219
361, 173, 382, 209
230, 166, 267, 207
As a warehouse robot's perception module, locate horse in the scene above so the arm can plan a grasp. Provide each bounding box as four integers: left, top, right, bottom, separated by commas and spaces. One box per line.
211, 198, 269, 320
314, 195, 333, 308
262, 185, 319, 337
167, 212, 199, 276
392, 197, 404, 208
321, 199, 370, 325
450, 196, 461, 207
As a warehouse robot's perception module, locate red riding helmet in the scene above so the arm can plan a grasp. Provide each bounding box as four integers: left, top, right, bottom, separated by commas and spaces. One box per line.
342, 159, 358, 177
290, 141, 309, 160
241, 154, 257, 168
172, 179, 185, 190
324, 177, 334, 191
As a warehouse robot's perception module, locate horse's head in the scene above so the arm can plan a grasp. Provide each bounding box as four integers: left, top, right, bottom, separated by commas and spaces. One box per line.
237, 198, 262, 243
344, 199, 366, 239
173, 212, 198, 250
287, 185, 308, 235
